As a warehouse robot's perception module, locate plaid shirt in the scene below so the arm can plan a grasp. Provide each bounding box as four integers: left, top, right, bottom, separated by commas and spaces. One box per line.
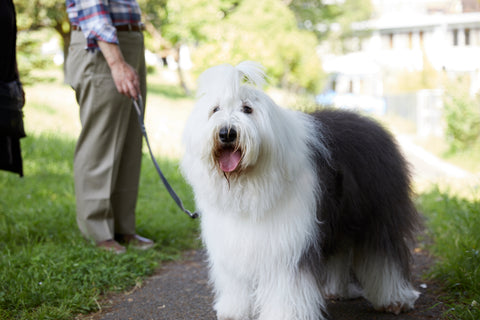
66, 0, 142, 51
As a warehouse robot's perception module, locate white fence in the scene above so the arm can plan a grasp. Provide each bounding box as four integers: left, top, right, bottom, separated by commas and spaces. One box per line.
384, 89, 444, 137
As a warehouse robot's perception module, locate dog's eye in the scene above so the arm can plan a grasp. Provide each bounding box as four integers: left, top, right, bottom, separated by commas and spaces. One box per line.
212, 106, 220, 114
242, 105, 253, 114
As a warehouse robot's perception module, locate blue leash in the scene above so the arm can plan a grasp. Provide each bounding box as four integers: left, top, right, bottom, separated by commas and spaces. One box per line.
132, 96, 198, 219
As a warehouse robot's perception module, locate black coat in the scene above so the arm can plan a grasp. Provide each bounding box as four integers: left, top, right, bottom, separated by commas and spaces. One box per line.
0, 0, 25, 177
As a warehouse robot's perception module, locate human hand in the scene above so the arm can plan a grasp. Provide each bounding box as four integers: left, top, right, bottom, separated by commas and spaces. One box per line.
98, 40, 141, 99
110, 60, 140, 99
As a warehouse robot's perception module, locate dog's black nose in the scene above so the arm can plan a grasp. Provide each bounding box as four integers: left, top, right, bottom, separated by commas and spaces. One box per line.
219, 127, 237, 143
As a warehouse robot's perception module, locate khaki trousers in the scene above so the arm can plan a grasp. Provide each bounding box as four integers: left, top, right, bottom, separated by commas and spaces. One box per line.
66, 30, 147, 242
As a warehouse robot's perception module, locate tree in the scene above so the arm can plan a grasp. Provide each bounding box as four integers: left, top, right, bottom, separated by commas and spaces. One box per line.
15, 0, 70, 73
287, 0, 373, 53
155, 0, 241, 94
286, 0, 342, 40
191, 0, 324, 93
13, 0, 371, 93
159, 0, 372, 92
14, 0, 169, 78
137, 0, 168, 54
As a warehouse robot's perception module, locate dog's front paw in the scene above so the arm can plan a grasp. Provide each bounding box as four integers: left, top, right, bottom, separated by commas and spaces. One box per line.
217, 315, 250, 320
217, 310, 250, 320
215, 298, 251, 320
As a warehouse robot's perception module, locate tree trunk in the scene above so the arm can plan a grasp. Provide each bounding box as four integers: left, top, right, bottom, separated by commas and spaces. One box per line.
53, 22, 71, 83
175, 46, 191, 96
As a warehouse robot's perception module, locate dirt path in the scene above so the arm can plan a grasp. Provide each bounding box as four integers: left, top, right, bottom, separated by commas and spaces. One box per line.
80, 248, 445, 320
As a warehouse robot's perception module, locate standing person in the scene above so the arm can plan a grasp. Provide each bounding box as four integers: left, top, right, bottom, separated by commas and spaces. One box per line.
65, 0, 154, 253
0, 0, 26, 177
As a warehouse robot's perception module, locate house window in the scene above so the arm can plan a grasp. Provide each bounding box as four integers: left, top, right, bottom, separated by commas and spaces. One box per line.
389, 33, 394, 49
465, 28, 471, 46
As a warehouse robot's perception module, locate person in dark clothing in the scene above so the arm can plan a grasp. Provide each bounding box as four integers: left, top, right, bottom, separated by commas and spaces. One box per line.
0, 0, 26, 177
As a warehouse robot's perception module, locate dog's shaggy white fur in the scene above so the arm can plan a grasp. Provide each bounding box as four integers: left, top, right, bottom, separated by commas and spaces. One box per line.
181, 61, 420, 320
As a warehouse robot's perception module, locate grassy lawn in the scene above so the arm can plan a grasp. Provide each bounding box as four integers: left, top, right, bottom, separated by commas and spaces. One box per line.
0, 70, 200, 319
418, 189, 480, 319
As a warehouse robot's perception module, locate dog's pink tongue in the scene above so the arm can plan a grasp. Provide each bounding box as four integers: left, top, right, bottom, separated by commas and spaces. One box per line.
219, 149, 241, 172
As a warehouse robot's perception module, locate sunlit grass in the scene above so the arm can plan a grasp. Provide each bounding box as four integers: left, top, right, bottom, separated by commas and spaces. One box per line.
0, 72, 200, 319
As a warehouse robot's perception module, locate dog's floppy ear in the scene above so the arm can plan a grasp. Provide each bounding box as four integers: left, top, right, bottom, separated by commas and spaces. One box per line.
235, 61, 266, 88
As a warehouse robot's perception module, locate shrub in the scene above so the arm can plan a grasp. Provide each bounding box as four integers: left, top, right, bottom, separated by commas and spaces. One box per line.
443, 77, 480, 152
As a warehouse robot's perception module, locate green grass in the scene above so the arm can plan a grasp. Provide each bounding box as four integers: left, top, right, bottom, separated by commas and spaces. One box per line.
418, 188, 480, 319
0, 134, 200, 319
0, 71, 200, 319
442, 145, 480, 174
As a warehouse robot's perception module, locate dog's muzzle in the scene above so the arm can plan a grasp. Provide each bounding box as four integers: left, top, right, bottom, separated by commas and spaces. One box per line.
217, 126, 242, 173
219, 126, 237, 143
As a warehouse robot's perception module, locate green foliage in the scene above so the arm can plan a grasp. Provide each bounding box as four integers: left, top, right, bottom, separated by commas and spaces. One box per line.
443, 77, 480, 153
17, 30, 57, 84
288, 0, 342, 37
14, 0, 67, 29
162, 0, 225, 44
138, 0, 168, 29
336, 0, 373, 36
418, 188, 480, 319
0, 134, 199, 319
289, 0, 373, 53
137, 0, 327, 92
192, 0, 324, 93
14, 0, 373, 94
14, 0, 69, 49
287, 0, 372, 43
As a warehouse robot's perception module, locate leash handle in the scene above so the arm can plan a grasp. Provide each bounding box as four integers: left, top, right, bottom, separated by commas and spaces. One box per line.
132, 96, 198, 219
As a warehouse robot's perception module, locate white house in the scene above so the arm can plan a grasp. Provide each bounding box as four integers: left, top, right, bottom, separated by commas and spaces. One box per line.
321, 0, 480, 97
317, 0, 480, 136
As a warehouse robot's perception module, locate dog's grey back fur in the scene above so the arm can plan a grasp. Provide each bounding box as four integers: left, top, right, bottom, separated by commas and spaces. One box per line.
307, 108, 421, 279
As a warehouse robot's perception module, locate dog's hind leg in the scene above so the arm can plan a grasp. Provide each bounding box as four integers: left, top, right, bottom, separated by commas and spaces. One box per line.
322, 250, 363, 300
352, 249, 419, 314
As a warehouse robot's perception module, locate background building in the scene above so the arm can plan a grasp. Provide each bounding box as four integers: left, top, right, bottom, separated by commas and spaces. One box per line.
318, 0, 480, 136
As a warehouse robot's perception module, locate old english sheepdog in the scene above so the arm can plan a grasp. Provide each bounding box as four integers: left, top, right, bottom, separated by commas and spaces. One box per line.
180, 61, 420, 320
